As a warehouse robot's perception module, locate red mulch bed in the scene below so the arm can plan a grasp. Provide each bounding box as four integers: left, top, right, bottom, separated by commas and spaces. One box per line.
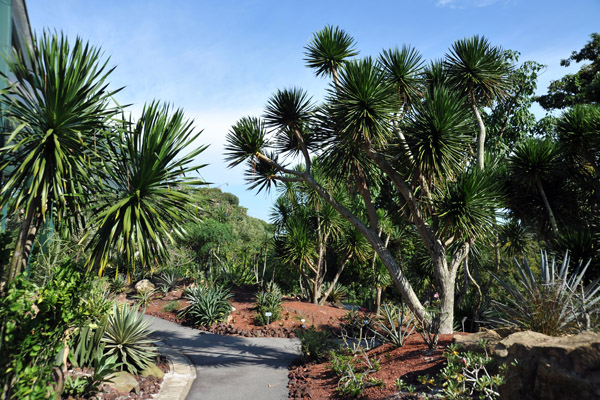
141, 286, 463, 399
289, 335, 454, 400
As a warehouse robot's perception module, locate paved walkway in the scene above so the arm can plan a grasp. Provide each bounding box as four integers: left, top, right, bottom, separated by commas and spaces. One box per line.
145, 316, 301, 400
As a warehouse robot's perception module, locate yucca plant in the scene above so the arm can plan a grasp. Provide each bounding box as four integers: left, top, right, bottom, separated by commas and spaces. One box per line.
69, 318, 108, 369
178, 285, 233, 327
326, 283, 348, 304
102, 303, 157, 373
110, 274, 128, 294
375, 303, 415, 347
492, 251, 600, 335
255, 289, 283, 325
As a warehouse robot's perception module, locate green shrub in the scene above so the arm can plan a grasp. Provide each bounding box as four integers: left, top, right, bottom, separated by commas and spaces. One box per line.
330, 350, 383, 397
254, 289, 282, 325
102, 303, 157, 374
0, 261, 94, 399
326, 283, 348, 303
110, 274, 128, 294
492, 251, 600, 335
296, 327, 338, 362
163, 300, 181, 313
437, 343, 507, 400
68, 317, 107, 369
178, 285, 233, 327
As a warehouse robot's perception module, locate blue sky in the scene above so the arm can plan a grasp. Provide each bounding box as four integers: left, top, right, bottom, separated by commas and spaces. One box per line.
26, 0, 600, 221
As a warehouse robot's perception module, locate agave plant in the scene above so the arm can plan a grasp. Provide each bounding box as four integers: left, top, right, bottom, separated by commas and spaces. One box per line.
156, 270, 181, 295
492, 251, 600, 335
102, 303, 157, 373
178, 285, 233, 327
375, 303, 415, 348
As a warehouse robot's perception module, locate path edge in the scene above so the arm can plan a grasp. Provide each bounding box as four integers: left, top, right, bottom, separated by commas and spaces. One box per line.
154, 344, 196, 400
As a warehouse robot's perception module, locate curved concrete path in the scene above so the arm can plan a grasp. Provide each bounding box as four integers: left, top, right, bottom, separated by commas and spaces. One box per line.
145, 315, 301, 400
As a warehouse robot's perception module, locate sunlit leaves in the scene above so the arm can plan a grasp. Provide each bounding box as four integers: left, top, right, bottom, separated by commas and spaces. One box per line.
445, 35, 512, 105
0, 31, 120, 228
86, 102, 206, 275
304, 25, 358, 80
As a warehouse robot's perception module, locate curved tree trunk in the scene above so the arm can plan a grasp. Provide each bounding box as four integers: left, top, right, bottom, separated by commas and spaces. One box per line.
319, 254, 352, 305
470, 92, 487, 170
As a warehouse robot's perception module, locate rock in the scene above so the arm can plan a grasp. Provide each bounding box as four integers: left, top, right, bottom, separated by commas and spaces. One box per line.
453, 329, 502, 354
107, 371, 140, 394
455, 330, 600, 400
140, 362, 164, 379
135, 279, 155, 293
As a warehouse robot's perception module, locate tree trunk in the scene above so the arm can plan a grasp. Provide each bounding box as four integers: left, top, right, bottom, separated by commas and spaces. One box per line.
319, 255, 351, 305
470, 91, 487, 170
7, 200, 40, 284
303, 174, 429, 324
536, 179, 559, 234
375, 286, 382, 315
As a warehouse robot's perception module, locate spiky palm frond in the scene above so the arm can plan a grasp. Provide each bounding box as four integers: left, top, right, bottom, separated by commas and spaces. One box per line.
224, 116, 268, 168
556, 104, 600, 160
304, 25, 358, 80
378, 45, 425, 108
508, 137, 562, 188
243, 151, 285, 193
445, 35, 512, 105
403, 85, 472, 181
434, 166, 503, 241
0, 32, 120, 229
328, 57, 397, 147
86, 102, 206, 275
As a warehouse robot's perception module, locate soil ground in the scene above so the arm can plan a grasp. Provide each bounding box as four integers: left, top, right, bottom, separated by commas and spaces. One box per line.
143, 285, 458, 399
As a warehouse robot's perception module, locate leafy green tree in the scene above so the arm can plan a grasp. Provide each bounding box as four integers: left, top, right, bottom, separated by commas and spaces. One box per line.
85, 102, 206, 276
225, 27, 506, 333
0, 32, 120, 284
537, 33, 600, 110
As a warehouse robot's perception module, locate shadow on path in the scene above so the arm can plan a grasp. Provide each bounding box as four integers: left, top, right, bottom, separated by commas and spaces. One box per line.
145, 315, 301, 400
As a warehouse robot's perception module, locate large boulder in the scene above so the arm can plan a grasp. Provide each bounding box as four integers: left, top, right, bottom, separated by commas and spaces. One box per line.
135, 279, 155, 293
453, 330, 600, 400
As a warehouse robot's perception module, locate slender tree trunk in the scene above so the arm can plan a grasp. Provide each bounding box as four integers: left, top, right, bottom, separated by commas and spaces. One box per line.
319, 254, 352, 305
7, 199, 40, 284
536, 179, 559, 234
303, 174, 429, 324
375, 286, 383, 315
470, 91, 487, 170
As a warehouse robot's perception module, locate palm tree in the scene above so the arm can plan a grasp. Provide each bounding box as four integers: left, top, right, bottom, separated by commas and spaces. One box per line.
556, 104, 600, 198
85, 102, 206, 276
225, 29, 509, 334
509, 137, 562, 234
445, 35, 512, 170
304, 26, 358, 88
0, 32, 120, 284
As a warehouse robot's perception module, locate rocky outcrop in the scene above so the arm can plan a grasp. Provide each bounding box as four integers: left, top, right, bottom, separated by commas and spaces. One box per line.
453, 330, 600, 400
